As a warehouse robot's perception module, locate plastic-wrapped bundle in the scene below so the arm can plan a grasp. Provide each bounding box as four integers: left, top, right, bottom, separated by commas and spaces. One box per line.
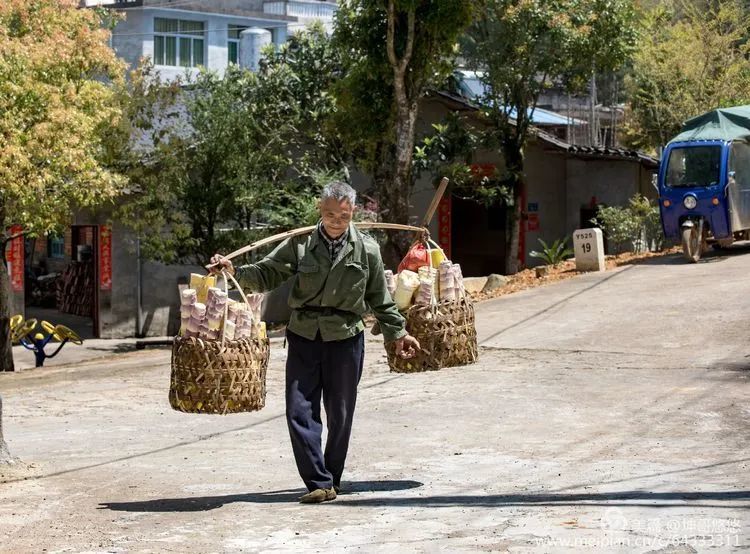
418, 266, 439, 298
235, 308, 254, 339
246, 294, 263, 324
393, 270, 420, 310
429, 247, 445, 268
414, 278, 434, 306
439, 261, 456, 302
452, 263, 465, 298
189, 273, 216, 304
185, 302, 206, 338
200, 325, 219, 341
384, 270, 397, 297
223, 319, 236, 341
226, 300, 244, 325
205, 287, 228, 332
179, 288, 197, 335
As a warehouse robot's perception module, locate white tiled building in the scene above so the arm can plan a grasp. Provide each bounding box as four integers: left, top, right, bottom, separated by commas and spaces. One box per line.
82, 0, 337, 80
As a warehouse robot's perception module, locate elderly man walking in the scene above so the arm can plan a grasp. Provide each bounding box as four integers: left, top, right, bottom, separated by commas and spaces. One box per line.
211, 182, 419, 503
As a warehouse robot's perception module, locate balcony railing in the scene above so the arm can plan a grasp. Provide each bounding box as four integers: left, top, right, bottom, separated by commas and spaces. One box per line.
82, 0, 141, 6
263, 0, 337, 20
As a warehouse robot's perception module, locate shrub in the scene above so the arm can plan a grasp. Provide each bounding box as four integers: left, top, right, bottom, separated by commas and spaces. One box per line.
529, 238, 574, 266
594, 194, 664, 254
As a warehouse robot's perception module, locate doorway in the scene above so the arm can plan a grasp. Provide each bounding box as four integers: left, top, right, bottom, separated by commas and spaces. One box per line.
450, 197, 507, 276
24, 225, 99, 339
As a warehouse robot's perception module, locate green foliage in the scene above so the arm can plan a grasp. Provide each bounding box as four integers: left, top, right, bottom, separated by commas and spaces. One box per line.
463, 0, 637, 148
333, 0, 473, 267
529, 238, 574, 266
460, 0, 637, 273
624, 0, 750, 151
594, 194, 664, 254
333, 0, 473, 175
414, 113, 514, 207
0, 0, 127, 237
118, 28, 343, 265
260, 23, 348, 176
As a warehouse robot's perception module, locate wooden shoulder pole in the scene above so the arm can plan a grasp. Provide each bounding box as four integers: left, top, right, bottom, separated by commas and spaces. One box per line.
422, 177, 450, 228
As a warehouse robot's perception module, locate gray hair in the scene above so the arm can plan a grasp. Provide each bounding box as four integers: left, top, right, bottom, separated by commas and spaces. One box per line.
321, 181, 356, 206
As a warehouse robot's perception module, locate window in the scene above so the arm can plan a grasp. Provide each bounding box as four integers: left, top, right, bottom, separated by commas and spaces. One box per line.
227, 24, 247, 65
47, 235, 65, 259
665, 146, 722, 188
154, 18, 205, 67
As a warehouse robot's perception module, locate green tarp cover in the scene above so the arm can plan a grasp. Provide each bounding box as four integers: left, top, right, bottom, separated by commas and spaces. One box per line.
669, 105, 750, 144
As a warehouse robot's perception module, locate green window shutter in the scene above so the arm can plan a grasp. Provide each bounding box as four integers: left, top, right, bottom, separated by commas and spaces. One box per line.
228, 41, 238, 65
193, 38, 204, 66
165, 36, 177, 66
179, 37, 191, 67
154, 35, 164, 65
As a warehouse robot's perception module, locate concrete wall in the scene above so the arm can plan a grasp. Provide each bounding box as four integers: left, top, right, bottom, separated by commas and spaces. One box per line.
524, 143, 567, 261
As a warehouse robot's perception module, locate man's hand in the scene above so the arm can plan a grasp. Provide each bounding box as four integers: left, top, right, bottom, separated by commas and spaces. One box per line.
394, 334, 420, 359
208, 254, 235, 275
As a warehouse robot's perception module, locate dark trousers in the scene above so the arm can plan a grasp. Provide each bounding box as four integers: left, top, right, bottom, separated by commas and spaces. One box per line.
285, 330, 365, 491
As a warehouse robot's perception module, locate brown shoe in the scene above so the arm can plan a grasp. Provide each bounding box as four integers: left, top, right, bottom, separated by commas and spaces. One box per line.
299, 488, 337, 504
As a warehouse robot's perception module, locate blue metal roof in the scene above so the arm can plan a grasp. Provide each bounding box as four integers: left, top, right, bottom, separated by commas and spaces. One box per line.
455, 70, 585, 126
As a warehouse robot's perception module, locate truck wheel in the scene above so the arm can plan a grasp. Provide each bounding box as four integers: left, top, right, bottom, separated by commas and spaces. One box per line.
682, 226, 702, 262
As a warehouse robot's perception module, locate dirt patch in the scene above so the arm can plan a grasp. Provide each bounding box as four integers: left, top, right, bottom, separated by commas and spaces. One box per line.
0, 460, 38, 484
469, 247, 681, 303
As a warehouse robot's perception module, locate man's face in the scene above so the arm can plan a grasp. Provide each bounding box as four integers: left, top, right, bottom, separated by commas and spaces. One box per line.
320, 197, 355, 239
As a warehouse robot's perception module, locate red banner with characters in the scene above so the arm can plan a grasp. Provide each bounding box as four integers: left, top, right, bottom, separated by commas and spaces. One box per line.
6, 225, 24, 292
437, 196, 452, 259
99, 225, 112, 291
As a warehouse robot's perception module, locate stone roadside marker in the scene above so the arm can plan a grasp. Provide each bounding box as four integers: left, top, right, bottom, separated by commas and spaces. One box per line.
573, 228, 605, 272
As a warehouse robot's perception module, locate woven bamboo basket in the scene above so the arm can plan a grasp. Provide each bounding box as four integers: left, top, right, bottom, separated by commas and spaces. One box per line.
169, 271, 269, 414
386, 297, 478, 373
386, 234, 478, 373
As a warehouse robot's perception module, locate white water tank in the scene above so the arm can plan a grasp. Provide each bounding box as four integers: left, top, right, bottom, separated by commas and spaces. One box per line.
239, 28, 272, 72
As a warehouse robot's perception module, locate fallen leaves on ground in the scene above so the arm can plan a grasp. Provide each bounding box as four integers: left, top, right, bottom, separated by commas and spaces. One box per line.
469, 246, 681, 303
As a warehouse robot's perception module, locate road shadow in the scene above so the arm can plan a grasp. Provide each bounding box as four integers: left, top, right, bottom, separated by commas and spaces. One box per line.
624, 241, 750, 266
99, 480, 424, 512
84, 342, 139, 354
333, 490, 750, 509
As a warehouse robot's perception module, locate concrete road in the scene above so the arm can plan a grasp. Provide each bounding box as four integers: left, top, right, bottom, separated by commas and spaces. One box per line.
1, 247, 749, 553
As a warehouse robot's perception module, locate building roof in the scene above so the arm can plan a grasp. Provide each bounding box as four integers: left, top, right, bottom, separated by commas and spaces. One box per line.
534, 129, 658, 167
426, 90, 658, 168
453, 70, 586, 127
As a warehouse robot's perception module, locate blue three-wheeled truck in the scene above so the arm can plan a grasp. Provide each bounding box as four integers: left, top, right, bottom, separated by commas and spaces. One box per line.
658, 106, 750, 262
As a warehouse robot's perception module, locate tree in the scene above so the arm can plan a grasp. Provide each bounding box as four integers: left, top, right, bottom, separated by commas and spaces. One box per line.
120, 27, 342, 264
462, 0, 636, 273
623, 0, 750, 151
333, 0, 473, 267
0, 0, 126, 460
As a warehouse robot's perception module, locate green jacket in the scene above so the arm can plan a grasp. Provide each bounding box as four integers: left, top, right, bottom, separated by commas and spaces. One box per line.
235, 223, 407, 342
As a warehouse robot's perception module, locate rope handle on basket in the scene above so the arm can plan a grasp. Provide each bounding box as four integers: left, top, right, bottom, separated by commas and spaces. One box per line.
420, 236, 447, 308
219, 269, 251, 344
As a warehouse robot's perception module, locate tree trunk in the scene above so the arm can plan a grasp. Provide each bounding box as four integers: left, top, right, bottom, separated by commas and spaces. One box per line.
381, 0, 419, 269
0, 395, 14, 464
502, 139, 525, 275
381, 103, 419, 269
506, 182, 523, 275
0, 203, 15, 463
0, 220, 14, 373
0, 260, 14, 463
